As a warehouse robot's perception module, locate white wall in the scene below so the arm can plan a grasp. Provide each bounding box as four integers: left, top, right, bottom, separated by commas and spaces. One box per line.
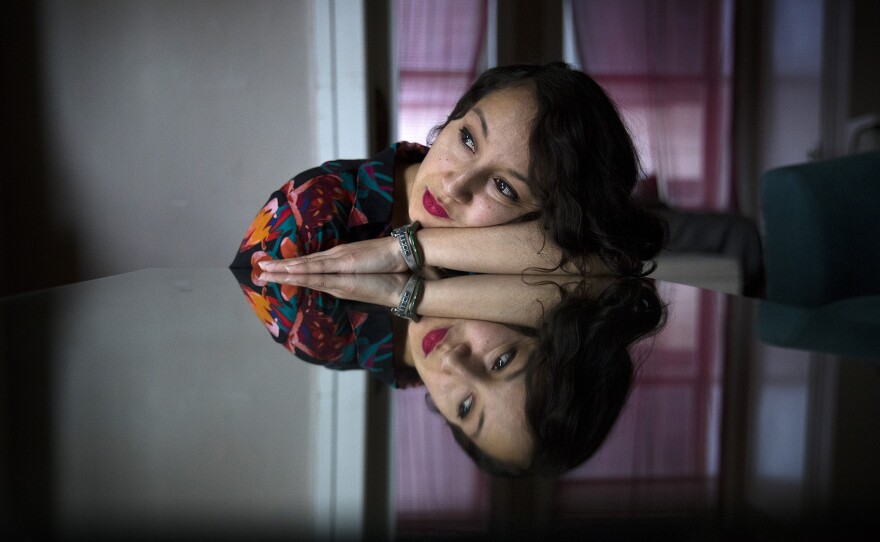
755, 0, 824, 172
39, 0, 317, 279
38, 1, 377, 535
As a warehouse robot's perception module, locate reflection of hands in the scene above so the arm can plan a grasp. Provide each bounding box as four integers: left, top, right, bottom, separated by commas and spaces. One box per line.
258, 272, 410, 307
258, 238, 408, 274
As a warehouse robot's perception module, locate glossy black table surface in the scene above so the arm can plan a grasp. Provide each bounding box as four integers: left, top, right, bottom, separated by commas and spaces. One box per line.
2, 268, 878, 541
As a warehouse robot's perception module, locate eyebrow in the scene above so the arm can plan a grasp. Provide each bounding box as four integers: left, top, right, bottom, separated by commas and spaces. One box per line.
473, 106, 490, 140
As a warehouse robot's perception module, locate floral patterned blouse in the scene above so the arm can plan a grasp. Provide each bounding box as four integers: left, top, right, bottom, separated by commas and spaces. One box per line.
230, 141, 428, 269
230, 142, 427, 388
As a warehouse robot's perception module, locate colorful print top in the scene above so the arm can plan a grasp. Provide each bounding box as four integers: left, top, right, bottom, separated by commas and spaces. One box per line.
230, 141, 428, 269
229, 142, 428, 388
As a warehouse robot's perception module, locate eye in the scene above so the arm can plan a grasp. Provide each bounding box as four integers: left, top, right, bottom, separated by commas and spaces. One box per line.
491, 350, 516, 371
459, 128, 475, 153
458, 394, 474, 419
493, 178, 519, 201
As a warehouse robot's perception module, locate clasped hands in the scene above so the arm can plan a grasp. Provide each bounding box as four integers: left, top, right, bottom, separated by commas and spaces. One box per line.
258, 237, 409, 275
257, 237, 424, 308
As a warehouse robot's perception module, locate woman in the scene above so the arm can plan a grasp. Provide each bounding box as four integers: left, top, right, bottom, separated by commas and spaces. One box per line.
233, 63, 665, 277
251, 271, 666, 476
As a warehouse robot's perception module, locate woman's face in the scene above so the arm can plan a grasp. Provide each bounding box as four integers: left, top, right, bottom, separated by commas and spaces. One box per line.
408, 86, 542, 228
409, 316, 536, 468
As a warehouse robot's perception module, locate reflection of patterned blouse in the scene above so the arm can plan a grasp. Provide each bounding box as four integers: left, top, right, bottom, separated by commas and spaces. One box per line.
230, 142, 428, 269
229, 142, 427, 388
231, 269, 420, 389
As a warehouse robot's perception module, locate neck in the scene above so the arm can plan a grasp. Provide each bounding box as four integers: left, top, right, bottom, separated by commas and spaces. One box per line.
392, 161, 419, 228
391, 316, 416, 368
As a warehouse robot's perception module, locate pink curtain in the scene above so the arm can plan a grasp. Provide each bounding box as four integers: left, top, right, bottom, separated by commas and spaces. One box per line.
396, 0, 488, 144
572, 0, 735, 210
394, 389, 490, 529
558, 284, 727, 515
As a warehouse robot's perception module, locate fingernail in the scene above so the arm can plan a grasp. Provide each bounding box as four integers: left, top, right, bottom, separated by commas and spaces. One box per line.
258, 261, 270, 270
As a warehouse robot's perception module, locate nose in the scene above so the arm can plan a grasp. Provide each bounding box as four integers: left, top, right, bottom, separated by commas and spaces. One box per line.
442, 169, 480, 204
440, 343, 484, 378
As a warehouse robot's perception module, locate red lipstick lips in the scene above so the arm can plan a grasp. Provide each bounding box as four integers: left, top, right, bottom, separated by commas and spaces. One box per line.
422, 327, 449, 356
423, 190, 450, 219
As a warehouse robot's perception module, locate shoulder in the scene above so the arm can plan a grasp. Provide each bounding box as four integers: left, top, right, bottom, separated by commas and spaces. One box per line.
393, 141, 429, 165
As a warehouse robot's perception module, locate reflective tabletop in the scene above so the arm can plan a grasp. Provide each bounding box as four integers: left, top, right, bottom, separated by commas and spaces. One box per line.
2, 268, 879, 540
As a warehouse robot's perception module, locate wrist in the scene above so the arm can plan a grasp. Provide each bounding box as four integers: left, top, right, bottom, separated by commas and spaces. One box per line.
390, 274, 424, 321
390, 221, 423, 272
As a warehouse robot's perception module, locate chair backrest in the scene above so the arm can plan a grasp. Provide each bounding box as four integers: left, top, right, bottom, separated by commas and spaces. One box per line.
758, 296, 880, 360
761, 151, 880, 306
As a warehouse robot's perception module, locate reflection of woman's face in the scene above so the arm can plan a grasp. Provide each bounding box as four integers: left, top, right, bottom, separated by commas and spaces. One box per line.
408, 86, 541, 228
408, 316, 536, 468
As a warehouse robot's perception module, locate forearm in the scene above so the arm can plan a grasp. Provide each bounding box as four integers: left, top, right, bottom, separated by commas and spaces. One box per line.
416, 221, 607, 275
257, 220, 610, 276
416, 274, 564, 326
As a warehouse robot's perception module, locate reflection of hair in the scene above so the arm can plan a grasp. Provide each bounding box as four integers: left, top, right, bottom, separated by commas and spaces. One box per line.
449, 279, 666, 477
430, 63, 666, 276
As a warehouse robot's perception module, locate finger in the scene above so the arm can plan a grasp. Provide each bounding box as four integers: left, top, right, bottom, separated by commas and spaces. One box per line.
258, 256, 328, 271
258, 272, 319, 286
258, 271, 297, 284
260, 257, 334, 274
260, 272, 338, 292
258, 259, 292, 272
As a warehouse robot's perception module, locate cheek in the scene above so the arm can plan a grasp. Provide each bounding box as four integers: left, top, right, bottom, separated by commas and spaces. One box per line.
420, 375, 457, 420
423, 136, 459, 169
414, 156, 449, 190
414, 359, 444, 393
464, 197, 516, 227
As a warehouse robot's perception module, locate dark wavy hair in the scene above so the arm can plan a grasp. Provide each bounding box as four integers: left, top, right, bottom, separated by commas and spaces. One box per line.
448, 279, 666, 477
430, 63, 666, 276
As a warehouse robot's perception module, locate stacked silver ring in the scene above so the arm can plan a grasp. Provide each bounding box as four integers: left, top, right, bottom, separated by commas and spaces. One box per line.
390, 221, 423, 272
390, 273, 424, 321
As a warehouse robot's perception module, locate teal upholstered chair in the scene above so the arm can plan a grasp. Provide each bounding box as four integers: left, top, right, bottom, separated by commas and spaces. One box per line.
760, 152, 880, 307
758, 296, 880, 359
